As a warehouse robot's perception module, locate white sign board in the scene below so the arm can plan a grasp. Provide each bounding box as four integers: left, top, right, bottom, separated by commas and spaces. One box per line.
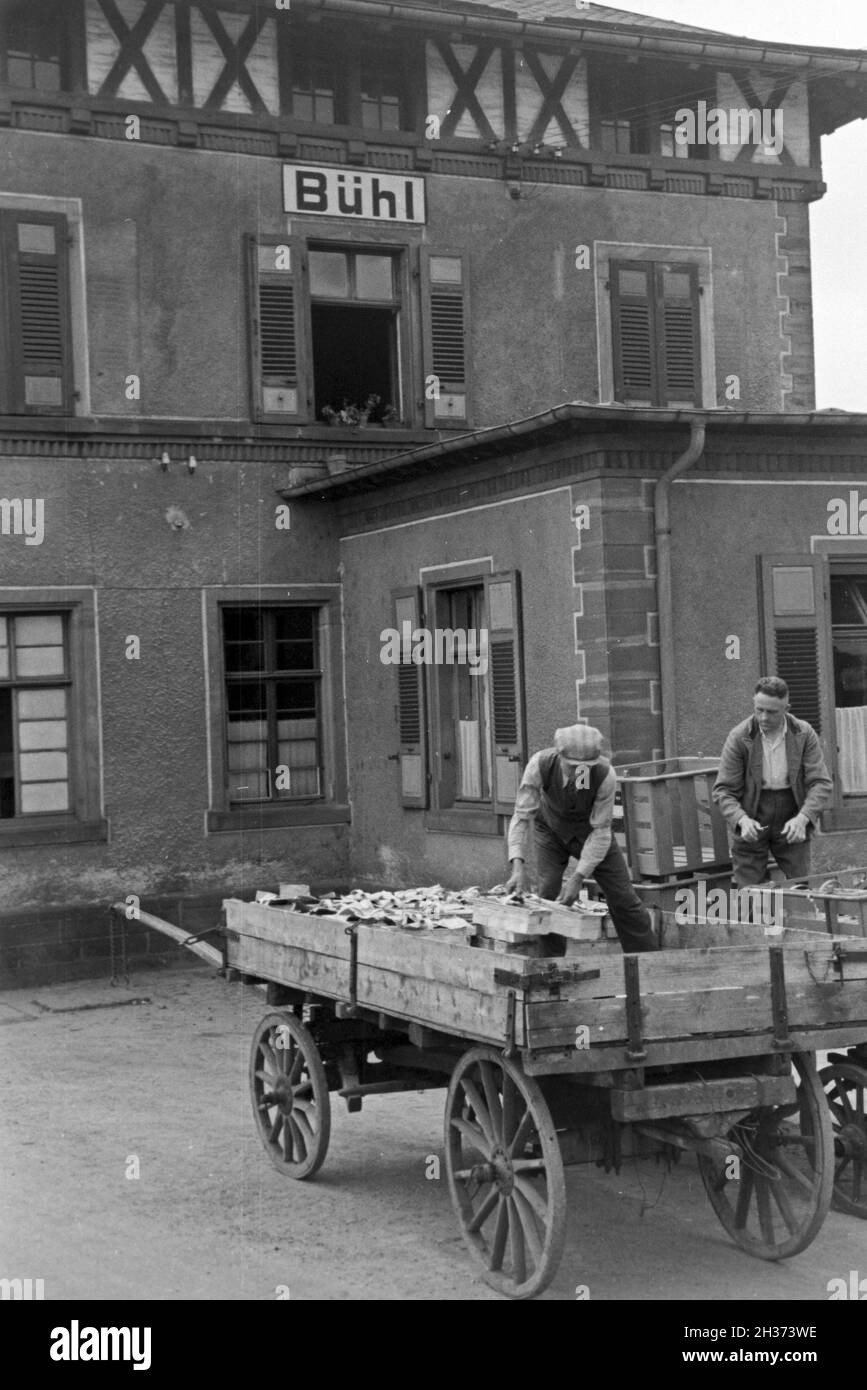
283, 164, 426, 225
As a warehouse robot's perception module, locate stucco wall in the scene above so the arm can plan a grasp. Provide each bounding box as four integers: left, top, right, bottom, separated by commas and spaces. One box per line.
0, 450, 347, 913
0, 131, 808, 425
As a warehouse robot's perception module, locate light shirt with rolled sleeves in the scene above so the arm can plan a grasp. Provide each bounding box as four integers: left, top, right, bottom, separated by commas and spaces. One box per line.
760, 729, 789, 790
507, 753, 615, 877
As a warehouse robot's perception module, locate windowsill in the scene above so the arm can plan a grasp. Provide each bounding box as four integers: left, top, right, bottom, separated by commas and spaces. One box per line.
0, 817, 108, 848
302, 425, 429, 442
207, 803, 351, 833
425, 807, 505, 837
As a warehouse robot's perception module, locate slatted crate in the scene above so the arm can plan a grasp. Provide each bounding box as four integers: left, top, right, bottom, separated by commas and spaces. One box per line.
778, 868, 867, 937
615, 757, 731, 879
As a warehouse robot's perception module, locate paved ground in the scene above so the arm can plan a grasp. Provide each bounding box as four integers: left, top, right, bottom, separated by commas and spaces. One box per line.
0, 965, 864, 1302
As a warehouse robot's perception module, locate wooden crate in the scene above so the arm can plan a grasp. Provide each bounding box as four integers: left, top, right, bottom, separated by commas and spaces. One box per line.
615, 757, 730, 879
778, 868, 867, 937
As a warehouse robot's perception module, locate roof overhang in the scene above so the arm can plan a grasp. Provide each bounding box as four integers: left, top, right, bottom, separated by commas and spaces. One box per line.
282, 404, 867, 498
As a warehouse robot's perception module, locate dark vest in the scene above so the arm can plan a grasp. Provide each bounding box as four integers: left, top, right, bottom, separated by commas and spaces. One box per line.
536, 750, 609, 845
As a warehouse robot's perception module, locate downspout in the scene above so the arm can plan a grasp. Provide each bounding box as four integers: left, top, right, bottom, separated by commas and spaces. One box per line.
654, 417, 706, 759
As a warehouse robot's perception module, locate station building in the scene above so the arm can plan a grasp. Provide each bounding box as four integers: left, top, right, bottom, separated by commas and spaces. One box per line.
1, 0, 866, 981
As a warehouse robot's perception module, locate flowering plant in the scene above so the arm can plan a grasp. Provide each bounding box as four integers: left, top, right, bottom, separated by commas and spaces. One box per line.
321, 394, 398, 426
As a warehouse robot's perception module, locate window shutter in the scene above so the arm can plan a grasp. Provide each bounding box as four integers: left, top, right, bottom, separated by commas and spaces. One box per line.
392, 587, 428, 808
421, 250, 469, 428
248, 235, 308, 422
760, 555, 830, 738
611, 261, 654, 405
2, 211, 71, 414
659, 264, 700, 406
484, 571, 526, 814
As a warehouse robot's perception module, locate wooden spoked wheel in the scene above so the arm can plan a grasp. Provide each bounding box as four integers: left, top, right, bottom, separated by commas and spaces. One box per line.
444, 1047, 566, 1299
249, 1011, 331, 1179
698, 1053, 833, 1259
819, 1060, 867, 1218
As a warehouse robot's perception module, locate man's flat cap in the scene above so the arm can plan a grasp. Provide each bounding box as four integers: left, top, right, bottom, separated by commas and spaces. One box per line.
554, 725, 603, 764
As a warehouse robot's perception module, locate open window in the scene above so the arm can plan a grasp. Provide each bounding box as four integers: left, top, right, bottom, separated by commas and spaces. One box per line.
830, 566, 867, 798
309, 246, 402, 425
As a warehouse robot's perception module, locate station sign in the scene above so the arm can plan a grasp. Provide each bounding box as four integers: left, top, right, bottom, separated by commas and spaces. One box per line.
283, 164, 426, 225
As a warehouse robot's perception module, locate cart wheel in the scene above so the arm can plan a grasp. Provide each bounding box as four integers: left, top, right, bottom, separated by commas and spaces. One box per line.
698, 1052, 833, 1259
444, 1046, 566, 1299
819, 1060, 867, 1218
249, 1011, 331, 1179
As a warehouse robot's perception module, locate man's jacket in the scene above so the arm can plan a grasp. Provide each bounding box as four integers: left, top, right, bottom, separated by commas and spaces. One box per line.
712, 713, 833, 831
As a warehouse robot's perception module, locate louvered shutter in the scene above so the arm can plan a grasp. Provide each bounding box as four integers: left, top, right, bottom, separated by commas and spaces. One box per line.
248, 235, 308, 421
421, 250, 469, 428
760, 556, 830, 739
660, 264, 701, 406
611, 261, 654, 405
484, 571, 526, 814
392, 587, 428, 808
2, 212, 71, 414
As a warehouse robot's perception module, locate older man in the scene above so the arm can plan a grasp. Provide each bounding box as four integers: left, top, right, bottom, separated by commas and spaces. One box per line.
713, 676, 833, 886
505, 724, 657, 953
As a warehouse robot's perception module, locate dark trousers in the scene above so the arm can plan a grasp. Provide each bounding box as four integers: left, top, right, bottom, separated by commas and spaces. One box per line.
533, 819, 657, 953
730, 788, 811, 887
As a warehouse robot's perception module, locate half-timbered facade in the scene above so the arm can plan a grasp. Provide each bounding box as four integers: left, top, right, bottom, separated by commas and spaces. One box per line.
1, 0, 866, 982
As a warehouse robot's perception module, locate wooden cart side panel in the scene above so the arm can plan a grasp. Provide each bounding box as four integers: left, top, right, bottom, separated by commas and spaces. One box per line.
527, 978, 867, 1050
225, 898, 544, 990
522, 1024, 867, 1075
229, 926, 526, 1047
525, 943, 867, 1004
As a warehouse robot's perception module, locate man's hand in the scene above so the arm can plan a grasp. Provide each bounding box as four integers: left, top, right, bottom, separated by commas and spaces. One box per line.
557, 872, 584, 907
781, 812, 809, 844
506, 860, 530, 895
738, 816, 767, 843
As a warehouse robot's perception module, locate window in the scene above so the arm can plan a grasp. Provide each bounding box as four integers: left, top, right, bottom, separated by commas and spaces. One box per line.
359, 43, 405, 132
0, 0, 66, 93
0, 613, 69, 816
223, 607, 322, 803
433, 586, 491, 803
0, 210, 73, 414
248, 237, 470, 428
0, 593, 105, 847
831, 569, 867, 798
290, 44, 342, 125
287, 27, 415, 132
309, 246, 401, 422
610, 260, 701, 407
590, 56, 713, 160
392, 573, 525, 821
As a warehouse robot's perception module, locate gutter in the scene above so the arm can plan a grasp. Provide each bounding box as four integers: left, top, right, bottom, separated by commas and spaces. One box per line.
654, 417, 706, 760
307, 0, 867, 71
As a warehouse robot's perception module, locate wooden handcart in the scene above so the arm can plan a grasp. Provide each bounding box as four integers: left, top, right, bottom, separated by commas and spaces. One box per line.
114, 895, 867, 1300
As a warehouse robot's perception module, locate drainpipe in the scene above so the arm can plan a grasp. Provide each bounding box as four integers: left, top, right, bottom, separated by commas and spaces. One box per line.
654, 417, 706, 759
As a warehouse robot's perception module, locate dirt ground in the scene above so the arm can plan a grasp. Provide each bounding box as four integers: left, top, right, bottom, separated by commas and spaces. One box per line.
0, 964, 864, 1303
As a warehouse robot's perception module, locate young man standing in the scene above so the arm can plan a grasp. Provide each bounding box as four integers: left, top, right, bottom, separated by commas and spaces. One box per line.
713, 676, 832, 886
505, 724, 657, 953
